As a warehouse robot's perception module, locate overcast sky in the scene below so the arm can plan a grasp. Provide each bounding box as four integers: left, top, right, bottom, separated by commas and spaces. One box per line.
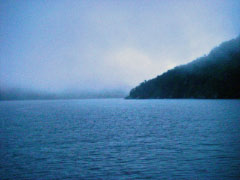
0, 0, 240, 93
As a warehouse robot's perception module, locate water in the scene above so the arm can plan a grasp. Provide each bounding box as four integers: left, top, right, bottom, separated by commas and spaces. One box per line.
0, 99, 240, 179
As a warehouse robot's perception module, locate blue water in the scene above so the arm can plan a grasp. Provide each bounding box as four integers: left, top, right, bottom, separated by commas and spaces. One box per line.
0, 99, 240, 179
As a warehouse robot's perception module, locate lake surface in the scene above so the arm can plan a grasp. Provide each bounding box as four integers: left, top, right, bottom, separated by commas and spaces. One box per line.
1, 99, 240, 179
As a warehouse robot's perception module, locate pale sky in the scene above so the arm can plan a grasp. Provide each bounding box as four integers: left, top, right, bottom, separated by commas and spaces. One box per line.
0, 0, 240, 93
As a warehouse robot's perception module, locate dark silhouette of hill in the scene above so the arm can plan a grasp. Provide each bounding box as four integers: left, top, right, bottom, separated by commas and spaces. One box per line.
127, 36, 240, 99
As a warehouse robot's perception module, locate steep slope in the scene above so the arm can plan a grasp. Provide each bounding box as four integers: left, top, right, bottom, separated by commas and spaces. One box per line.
127, 36, 240, 99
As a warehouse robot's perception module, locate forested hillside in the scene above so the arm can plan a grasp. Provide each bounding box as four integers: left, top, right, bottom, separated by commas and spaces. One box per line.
127, 36, 240, 99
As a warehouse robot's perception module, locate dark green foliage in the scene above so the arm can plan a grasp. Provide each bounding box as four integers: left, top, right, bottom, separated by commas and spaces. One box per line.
127, 36, 240, 99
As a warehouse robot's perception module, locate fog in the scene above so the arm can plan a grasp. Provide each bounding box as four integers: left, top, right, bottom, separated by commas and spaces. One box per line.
0, 0, 240, 99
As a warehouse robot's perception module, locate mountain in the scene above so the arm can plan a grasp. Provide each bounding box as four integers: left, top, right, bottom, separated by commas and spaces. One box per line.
127, 36, 240, 99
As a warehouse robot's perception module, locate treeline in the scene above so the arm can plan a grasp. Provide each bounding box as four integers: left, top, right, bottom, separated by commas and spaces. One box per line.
127, 36, 240, 99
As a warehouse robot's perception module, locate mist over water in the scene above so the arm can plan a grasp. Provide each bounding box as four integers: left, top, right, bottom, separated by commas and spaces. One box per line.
1, 1, 240, 179
1, 0, 240, 99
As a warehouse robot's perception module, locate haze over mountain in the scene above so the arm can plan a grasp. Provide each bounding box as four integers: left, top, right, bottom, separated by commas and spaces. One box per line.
0, 1, 240, 99
127, 36, 240, 99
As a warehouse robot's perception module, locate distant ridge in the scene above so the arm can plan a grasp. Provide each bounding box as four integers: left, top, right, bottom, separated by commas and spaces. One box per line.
0, 88, 127, 100
127, 36, 240, 99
